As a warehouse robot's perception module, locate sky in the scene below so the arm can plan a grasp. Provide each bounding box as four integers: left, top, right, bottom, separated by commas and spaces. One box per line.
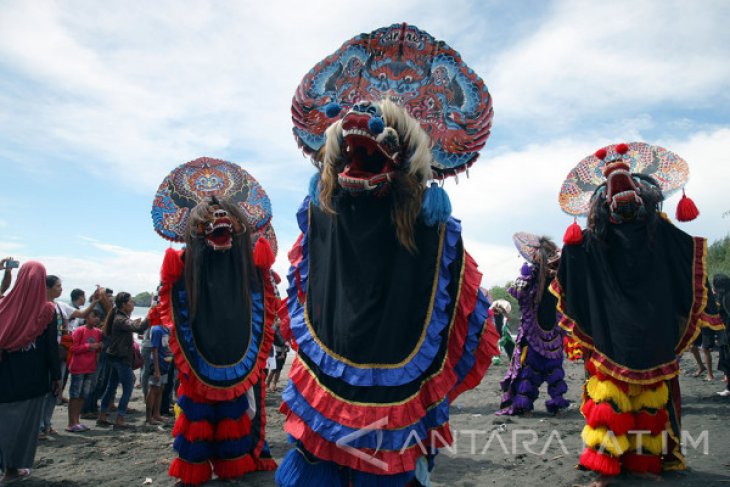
1, 0, 729, 299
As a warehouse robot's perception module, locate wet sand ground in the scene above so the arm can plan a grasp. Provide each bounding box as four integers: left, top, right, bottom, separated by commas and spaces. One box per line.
21, 352, 730, 486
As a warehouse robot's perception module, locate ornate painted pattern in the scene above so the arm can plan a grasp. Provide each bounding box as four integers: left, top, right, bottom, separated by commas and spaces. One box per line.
152, 157, 277, 253
292, 22, 493, 178
512, 231, 542, 264
559, 142, 690, 216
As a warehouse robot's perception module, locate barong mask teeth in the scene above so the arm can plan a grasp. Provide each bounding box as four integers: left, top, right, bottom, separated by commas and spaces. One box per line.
597, 144, 644, 223
191, 199, 244, 252
338, 100, 402, 194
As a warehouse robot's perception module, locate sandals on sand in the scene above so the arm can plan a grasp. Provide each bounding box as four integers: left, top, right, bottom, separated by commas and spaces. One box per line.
65, 424, 89, 433
96, 419, 113, 426
0, 468, 31, 485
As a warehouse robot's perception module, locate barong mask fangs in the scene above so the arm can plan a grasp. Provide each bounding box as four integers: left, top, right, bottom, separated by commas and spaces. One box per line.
190, 199, 245, 252
599, 145, 646, 223
339, 101, 402, 193
332, 100, 418, 194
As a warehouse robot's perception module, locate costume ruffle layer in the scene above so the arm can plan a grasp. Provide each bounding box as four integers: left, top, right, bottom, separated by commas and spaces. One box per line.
496, 345, 568, 415
577, 362, 684, 476
551, 236, 723, 385
280, 198, 499, 477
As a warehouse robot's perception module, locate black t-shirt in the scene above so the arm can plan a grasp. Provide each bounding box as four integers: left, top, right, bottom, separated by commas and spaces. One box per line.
0, 316, 61, 403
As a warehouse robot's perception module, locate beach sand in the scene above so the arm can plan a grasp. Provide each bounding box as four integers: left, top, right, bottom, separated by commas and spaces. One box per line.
23, 353, 730, 486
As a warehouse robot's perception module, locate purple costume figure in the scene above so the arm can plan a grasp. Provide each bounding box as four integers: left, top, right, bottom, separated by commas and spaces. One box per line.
496, 233, 569, 416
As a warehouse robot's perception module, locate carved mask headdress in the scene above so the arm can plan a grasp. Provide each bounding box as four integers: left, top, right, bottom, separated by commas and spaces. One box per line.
558, 142, 697, 244
292, 22, 493, 230
151, 156, 277, 260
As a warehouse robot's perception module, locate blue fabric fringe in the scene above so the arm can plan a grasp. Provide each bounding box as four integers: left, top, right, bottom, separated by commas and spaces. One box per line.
282, 381, 450, 449
351, 469, 415, 486
275, 448, 343, 487
173, 436, 213, 463
214, 394, 249, 421
286, 197, 464, 387
215, 436, 254, 459
177, 395, 215, 422
175, 290, 265, 382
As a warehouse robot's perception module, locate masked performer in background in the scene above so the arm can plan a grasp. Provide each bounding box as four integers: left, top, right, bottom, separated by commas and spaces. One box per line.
496, 233, 568, 416
151, 157, 278, 485
551, 143, 723, 486
276, 23, 500, 487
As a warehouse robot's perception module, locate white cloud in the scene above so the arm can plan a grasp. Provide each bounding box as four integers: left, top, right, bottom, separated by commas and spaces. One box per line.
464, 239, 524, 289
0, 237, 161, 299
487, 0, 730, 124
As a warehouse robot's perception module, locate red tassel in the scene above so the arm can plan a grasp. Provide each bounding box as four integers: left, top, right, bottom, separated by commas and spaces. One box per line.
634, 408, 669, 436
615, 143, 629, 155
253, 237, 275, 269
579, 447, 621, 476
215, 415, 252, 441
161, 247, 184, 283
212, 455, 256, 479
676, 189, 699, 222
582, 399, 636, 436
622, 452, 661, 474
169, 458, 212, 486
595, 148, 608, 160
563, 218, 584, 245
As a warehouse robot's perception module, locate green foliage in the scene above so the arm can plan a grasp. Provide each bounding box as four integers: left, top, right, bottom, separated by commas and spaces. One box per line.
488, 283, 520, 326
133, 291, 153, 307
707, 235, 730, 279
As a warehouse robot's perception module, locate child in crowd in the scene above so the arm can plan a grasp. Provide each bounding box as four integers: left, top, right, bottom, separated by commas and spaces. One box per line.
67, 310, 103, 432
145, 317, 171, 425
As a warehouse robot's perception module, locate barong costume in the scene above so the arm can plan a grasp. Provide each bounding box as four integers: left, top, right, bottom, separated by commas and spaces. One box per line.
551, 142, 723, 476
151, 157, 278, 485
497, 233, 568, 416
276, 23, 499, 487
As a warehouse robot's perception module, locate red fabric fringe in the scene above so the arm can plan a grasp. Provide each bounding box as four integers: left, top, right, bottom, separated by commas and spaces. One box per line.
563, 220, 583, 245
579, 447, 621, 476
172, 412, 214, 441
283, 251, 484, 431
676, 190, 699, 222
158, 247, 183, 327
553, 236, 720, 384
168, 458, 212, 486
212, 455, 256, 479
253, 237, 275, 269
215, 415, 252, 442
634, 408, 669, 436
582, 399, 635, 436
284, 410, 451, 475
622, 452, 661, 474
448, 312, 500, 402
254, 457, 278, 471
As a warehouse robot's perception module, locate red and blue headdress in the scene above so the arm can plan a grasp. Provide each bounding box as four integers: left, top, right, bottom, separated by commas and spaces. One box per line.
151, 157, 277, 255
292, 22, 493, 180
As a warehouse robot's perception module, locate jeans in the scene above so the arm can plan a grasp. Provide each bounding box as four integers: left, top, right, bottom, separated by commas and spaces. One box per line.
39, 392, 56, 432
100, 358, 135, 416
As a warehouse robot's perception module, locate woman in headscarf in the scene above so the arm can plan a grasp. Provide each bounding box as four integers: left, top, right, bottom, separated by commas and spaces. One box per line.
0, 261, 61, 484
